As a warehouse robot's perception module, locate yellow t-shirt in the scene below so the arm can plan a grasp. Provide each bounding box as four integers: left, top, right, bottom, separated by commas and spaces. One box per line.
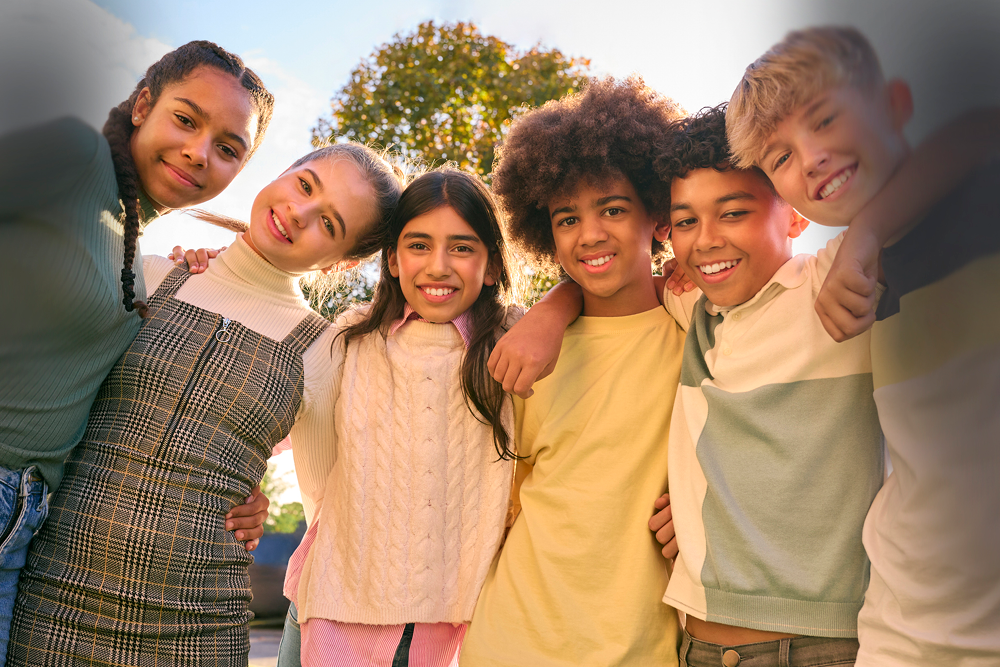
461, 307, 684, 667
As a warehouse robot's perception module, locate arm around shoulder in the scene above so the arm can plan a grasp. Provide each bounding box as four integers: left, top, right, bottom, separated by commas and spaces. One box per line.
489, 279, 583, 399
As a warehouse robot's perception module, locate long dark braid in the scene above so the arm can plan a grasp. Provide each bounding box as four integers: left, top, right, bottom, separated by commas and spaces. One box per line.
103, 40, 274, 316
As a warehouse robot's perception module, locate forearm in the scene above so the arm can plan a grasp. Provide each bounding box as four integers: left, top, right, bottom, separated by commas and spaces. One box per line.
527, 277, 583, 327
856, 107, 1000, 246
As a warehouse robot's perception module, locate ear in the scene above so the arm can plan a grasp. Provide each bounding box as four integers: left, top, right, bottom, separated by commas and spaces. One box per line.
131, 87, 153, 127
787, 208, 810, 239
653, 213, 671, 242
320, 258, 360, 275
886, 79, 914, 131
387, 247, 400, 278
484, 255, 500, 287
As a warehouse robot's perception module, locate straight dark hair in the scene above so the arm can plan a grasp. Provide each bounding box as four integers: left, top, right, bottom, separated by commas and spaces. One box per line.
341, 167, 525, 460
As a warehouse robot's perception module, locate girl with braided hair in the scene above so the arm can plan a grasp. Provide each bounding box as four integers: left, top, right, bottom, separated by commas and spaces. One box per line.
0, 40, 273, 665
8, 143, 405, 666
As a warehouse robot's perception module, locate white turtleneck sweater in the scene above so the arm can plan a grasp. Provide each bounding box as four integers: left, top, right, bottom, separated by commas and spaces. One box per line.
290, 308, 515, 626
143, 234, 336, 522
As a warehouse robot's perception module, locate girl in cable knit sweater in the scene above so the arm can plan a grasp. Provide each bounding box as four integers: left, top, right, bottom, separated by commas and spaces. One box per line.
282, 168, 524, 667
8, 144, 404, 667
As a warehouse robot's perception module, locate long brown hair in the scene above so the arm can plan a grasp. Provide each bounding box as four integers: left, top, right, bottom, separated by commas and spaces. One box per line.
103, 40, 274, 317
341, 167, 526, 460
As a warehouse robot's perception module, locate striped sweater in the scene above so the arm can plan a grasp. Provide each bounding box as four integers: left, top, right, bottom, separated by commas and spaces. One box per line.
663, 232, 885, 638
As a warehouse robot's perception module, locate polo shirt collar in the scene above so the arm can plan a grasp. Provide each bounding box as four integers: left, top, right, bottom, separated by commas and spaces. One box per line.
707, 253, 809, 316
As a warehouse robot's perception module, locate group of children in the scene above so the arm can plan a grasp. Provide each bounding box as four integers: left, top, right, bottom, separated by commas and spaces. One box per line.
0, 23, 996, 667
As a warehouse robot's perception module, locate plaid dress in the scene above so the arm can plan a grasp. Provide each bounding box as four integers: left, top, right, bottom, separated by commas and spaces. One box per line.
8, 267, 329, 666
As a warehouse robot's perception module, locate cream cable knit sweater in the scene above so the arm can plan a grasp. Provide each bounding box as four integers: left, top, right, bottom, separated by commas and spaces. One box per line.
293, 309, 514, 625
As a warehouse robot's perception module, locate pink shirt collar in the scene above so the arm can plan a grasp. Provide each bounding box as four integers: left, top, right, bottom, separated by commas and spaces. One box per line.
387, 304, 475, 348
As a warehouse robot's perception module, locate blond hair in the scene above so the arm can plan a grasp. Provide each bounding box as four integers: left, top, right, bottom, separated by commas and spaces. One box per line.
727, 26, 884, 168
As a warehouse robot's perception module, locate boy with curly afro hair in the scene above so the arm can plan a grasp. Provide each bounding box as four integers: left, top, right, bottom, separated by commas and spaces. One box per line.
460, 76, 697, 667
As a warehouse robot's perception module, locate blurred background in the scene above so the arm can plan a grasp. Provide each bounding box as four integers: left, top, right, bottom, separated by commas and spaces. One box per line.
3, 0, 998, 645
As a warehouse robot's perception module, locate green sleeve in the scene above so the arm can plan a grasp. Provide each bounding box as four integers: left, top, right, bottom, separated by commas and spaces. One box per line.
0, 116, 101, 217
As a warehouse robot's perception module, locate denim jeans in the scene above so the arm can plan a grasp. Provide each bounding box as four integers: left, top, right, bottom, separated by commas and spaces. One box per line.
680, 629, 859, 667
276, 602, 302, 667
0, 465, 49, 667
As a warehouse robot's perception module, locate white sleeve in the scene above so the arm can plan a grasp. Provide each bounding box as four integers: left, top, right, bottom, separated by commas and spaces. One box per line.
142, 254, 177, 295
662, 283, 703, 332
813, 230, 848, 283
287, 309, 368, 526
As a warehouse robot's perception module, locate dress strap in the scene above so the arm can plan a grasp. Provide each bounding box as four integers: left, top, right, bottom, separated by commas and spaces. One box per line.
146, 264, 194, 311
282, 311, 332, 354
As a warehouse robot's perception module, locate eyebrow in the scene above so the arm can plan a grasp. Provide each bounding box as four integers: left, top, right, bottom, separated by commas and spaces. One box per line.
549, 194, 632, 220
760, 95, 830, 164
175, 97, 250, 152
670, 190, 757, 213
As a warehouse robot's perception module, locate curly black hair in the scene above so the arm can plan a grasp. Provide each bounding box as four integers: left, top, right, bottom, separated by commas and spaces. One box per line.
492, 76, 684, 272
655, 103, 775, 194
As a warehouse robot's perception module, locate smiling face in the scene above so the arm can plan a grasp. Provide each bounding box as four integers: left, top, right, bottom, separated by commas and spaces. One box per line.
758, 82, 912, 227
670, 167, 807, 308
388, 205, 495, 323
129, 65, 258, 211
548, 176, 665, 317
246, 158, 374, 274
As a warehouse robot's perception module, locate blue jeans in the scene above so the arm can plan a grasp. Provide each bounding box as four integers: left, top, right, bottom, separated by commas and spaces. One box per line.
276, 602, 302, 667
0, 465, 49, 667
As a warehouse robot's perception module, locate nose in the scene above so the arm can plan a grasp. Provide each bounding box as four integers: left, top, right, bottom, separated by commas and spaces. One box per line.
287, 200, 317, 228
181, 132, 211, 169
427, 247, 452, 278
693, 219, 724, 253
579, 215, 609, 246
801, 137, 831, 176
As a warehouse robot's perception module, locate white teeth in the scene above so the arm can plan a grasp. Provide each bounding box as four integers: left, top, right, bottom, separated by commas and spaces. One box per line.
272, 211, 290, 240
583, 254, 614, 267
819, 167, 854, 200
700, 260, 738, 275
423, 287, 456, 297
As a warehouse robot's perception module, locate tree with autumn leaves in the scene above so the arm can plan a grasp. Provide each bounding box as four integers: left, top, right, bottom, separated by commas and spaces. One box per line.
313, 20, 592, 180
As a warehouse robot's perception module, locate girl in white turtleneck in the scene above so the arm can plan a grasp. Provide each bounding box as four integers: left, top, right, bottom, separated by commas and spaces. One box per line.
9, 145, 403, 667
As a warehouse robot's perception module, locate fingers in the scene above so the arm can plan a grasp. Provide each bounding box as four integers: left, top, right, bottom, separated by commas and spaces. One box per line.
648, 498, 672, 533
502, 362, 535, 400
225, 507, 269, 533
489, 349, 509, 384
660, 536, 678, 560
225, 485, 270, 540
170, 245, 186, 263
245, 538, 259, 552
816, 302, 876, 343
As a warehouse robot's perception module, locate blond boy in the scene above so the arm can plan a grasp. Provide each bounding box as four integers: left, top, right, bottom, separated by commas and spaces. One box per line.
728, 26, 1000, 666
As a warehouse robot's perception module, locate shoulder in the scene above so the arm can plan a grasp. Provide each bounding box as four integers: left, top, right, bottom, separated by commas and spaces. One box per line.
142, 254, 178, 295
333, 305, 373, 331
0, 117, 105, 185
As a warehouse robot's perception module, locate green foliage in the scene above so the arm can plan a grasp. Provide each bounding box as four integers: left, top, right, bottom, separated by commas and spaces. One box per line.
259, 465, 306, 534
314, 21, 591, 180
301, 260, 380, 322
